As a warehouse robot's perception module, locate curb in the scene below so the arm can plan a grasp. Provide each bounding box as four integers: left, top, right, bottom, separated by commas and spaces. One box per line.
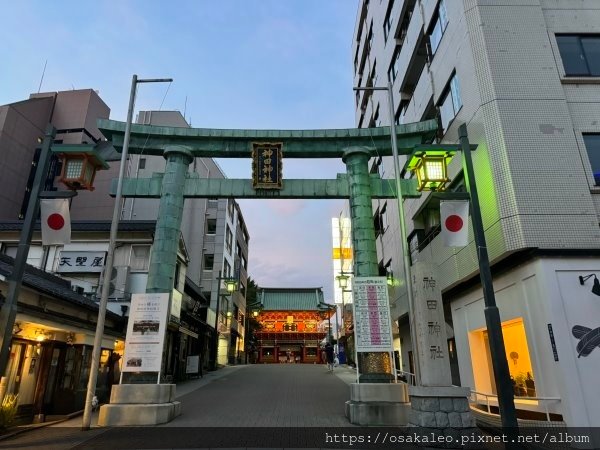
0, 409, 84, 442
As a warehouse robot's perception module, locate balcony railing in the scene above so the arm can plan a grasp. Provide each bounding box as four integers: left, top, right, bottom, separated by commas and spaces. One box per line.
470, 390, 562, 423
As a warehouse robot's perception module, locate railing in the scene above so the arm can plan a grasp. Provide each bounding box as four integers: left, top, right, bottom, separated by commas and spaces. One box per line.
470, 390, 561, 422
396, 369, 416, 386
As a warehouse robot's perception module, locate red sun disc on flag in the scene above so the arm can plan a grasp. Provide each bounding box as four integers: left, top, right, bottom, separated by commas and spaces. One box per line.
445, 215, 463, 232
47, 213, 65, 230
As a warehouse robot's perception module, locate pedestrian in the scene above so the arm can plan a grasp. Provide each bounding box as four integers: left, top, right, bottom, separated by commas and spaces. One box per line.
324, 342, 335, 372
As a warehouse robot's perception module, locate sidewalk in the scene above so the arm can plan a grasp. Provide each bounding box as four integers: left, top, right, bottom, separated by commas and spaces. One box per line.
0, 364, 247, 443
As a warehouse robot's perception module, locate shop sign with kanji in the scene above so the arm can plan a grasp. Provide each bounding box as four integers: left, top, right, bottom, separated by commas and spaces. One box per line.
57, 251, 106, 273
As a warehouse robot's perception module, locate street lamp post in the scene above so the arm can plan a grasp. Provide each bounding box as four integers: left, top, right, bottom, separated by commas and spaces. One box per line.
244, 303, 261, 364
82, 74, 172, 430
335, 273, 349, 340
353, 81, 421, 385
211, 271, 237, 370
403, 124, 518, 429
0, 125, 57, 389
318, 303, 336, 344
458, 124, 518, 429
0, 125, 105, 402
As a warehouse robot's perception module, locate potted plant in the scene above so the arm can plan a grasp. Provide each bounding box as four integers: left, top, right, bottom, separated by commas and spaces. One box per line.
0, 394, 19, 430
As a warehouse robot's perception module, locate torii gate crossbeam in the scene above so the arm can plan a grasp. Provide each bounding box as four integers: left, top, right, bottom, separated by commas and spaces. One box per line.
98, 118, 438, 157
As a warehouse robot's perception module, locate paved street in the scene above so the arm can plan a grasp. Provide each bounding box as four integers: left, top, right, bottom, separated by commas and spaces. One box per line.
0, 364, 360, 449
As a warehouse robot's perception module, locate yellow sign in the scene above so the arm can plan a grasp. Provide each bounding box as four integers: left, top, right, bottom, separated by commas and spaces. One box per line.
332, 247, 353, 260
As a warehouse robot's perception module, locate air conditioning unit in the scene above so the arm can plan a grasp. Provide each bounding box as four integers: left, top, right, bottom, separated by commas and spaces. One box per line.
97, 266, 130, 300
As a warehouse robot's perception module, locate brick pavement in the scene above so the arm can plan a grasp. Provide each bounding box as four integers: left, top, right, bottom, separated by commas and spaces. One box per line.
0, 363, 360, 449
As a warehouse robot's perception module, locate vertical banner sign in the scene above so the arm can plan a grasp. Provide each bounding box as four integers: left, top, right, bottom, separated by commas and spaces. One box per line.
122, 293, 169, 372
352, 277, 393, 352
252, 142, 283, 189
411, 261, 452, 386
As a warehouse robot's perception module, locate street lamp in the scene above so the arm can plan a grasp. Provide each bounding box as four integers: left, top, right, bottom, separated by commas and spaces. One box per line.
211, 270, 238, 370
82, 74, 173, 430
56, 144, 110, 191
354, 81, 421, 385
404, 123, 518, 429
335, 273, 350, 340
0, 125, 107, 402
405, 149, 455, 192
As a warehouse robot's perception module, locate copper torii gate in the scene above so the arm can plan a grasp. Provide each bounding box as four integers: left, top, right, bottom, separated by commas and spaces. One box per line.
98, 117, 438, 382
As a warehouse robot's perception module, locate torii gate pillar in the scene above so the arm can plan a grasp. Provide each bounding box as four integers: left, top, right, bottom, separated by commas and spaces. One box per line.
343, 147, 393, 382
146, 146, 194, 294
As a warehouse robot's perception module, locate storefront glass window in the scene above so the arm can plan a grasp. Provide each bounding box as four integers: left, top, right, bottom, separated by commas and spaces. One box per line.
469, 318, 536, 398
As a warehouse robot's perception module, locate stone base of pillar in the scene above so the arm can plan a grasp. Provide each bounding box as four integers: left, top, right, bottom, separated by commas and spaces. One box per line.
345, 383, 411, 425
408, 386, 481, 448
98, 384, 181, 426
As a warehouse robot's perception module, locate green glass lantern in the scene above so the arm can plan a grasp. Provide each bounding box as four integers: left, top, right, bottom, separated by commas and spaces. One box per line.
406, 149, 455, 192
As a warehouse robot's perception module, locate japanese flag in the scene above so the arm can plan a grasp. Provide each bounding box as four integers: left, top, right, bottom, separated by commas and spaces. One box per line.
40, 199, 71, 246
440, 200, 469, 247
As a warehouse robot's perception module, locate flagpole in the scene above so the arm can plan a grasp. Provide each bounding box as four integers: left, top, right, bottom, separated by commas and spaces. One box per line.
0, 125, 57, 398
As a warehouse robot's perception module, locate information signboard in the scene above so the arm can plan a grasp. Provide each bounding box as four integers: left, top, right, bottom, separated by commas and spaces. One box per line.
352, 276, 393, 352
122, 293, 169, 372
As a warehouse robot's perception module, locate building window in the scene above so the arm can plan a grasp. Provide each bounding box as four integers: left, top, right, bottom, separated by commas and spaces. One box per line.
383, 0, 394, 41
380, 203, 388, 230
203, 254, 214, 271
130, 245, 150, 271
2, 244, 17, 258
374, 203, 389, 237
556, 35, 600, 77
388, 46, 401, 82
223, 260, 232, 278
174, 262, 180, 289
139, 158, 146, 170
228, 199, 235, 220
225, 226, 233, 254
206, 218, 217, 235
583, 134, 600, 185
470, 318, 536, 398
429, 0, 448, 56
438, 72, 462, 133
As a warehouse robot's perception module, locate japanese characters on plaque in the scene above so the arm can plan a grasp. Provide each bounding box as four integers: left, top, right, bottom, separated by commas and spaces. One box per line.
122, 293, 169, 373
352, 277, 393, 352
56, 251, 106, 273
251, 142, 283, 189
411, 262, 452, 386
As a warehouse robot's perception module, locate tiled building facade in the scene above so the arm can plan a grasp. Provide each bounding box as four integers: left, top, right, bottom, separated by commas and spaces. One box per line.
352, 0, 600, 427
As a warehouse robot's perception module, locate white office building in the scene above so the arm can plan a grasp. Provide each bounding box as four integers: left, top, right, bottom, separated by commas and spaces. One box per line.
352, 0, 600, 427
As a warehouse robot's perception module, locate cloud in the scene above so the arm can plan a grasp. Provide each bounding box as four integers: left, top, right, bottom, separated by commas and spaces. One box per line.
264, 199, 306, 216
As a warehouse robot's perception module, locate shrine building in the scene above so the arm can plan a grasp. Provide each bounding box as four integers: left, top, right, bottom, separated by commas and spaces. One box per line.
252, 287, 335, 364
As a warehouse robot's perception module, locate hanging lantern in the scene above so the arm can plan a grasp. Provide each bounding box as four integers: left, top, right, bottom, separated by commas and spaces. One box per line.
405, 149, 456, 192
54, 144, 109, 191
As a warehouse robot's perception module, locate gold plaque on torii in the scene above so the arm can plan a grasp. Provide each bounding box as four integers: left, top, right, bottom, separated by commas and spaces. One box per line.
252, 142, 283, 189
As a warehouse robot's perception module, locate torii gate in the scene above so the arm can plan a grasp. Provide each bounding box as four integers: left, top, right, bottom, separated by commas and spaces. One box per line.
98, 117, 438, 381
